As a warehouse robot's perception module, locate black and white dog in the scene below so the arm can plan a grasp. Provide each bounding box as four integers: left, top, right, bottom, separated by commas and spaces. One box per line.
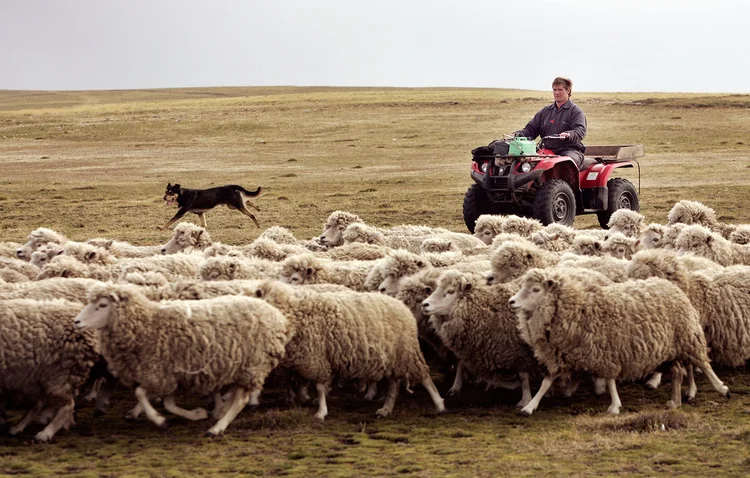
161, 183, 262, 230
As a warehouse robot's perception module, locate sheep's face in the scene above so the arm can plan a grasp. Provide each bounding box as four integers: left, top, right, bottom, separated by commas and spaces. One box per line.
378, 274, 401, 297
573, 238, 602, 256
421, 277, 469, 317
282, 267, 312, 285
508, 278, 553, 313
530, 232, 548, 248
163, 227, 201, 254
18, 233, 53, 259
474, 224, 496, 245
320, 223, 346, 247
202, 267, 225, 281
29, 244, 64, 268
640, 229, 663, 250
74, 296, 115, 330
420, 238, 454, 254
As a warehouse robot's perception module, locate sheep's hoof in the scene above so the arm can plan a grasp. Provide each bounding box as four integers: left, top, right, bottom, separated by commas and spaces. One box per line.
33, 431, 54, 443
153, 416, 167, 428
313, 412, 326, 421
517, 408, 533, 417
375, 408, 391, 418
606, 405, 621, 415
445, 388, 460, 398
725, 390, 731, 400
666, 400, 680, 410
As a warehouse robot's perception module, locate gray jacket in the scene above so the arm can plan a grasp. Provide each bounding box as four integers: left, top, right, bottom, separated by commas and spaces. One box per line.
514, 100, 587, 154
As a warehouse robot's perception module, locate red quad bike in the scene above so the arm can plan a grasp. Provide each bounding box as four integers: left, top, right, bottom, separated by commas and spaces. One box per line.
463, 135, 644, 232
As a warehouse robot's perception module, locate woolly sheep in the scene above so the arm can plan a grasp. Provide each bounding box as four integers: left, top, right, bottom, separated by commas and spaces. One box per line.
86, 238, 161, 258
501, 215, 544, 238
199, 255, 281, 281
74, 283, 292, 436
605, 209, 645, 238
487, 240, 559, 285
61, 242, 117, 266
0, 257, 39, 282
0, 242, 23, 259
259, 226, 327, 251
280, 253, 374, 291
490, 233, 531, 250
370, 250, 430, 296
422, 270, 538, 407
323, 242, 389, 261
29, 243, 65, 267
667, 200, 736, 239
161, 222, 212, 254
319, 211, 363, 246
16, 227, 69, 260
530, 224, 577, 252
252, 280, 445, 419
36, 255, 114, 281
729, 225, 750, 246
420, 236, 460, 254
342, 223, 421, 253
627, 249, 750, 368
557, 255, 631, 282
473, 215, 507, 245
115, 253, 205, 279
676, 225, 750, 266
0, 278, 102, 302
570, 234, 604, 257
1, 299, 99, 442
602, 232, 640, 260
508, 268, 729, 416
245, 238, 309, 262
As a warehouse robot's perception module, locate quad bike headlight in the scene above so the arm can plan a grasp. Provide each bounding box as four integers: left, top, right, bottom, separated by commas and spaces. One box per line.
520, 162, 532, 173
481, 162, 489, 173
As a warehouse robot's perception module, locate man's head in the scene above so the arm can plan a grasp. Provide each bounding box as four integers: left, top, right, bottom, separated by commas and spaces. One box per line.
552, 77, 572, 105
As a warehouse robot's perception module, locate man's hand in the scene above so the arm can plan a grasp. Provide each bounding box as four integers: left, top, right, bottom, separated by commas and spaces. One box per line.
559, 132, 571, 140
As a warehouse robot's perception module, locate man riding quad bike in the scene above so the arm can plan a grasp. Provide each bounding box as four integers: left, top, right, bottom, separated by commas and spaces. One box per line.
463, 134, 644, 231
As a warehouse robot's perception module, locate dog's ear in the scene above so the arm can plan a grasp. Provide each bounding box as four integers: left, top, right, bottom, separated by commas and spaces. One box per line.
167, 182, 172, 188
173, 184, 180, 190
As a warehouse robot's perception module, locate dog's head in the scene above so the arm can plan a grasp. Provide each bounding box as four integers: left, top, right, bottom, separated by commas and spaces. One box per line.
163, 183, 181, 206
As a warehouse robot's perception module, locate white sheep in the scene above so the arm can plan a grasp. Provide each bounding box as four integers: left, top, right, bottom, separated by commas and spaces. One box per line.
501, 215, 544, 238
16, 227, 70, 260
667, 200, 736, 238
676, 225, 750, 266
509, 268, 730, 416
0, 257, 39, 283
1, 298, 100, 442
605, 209, 645, 238
86, 238, 161, 258
728, 225, 750, 245
199, 255, 281, 281
161, 222, 212, 254
0, 277, 102, 302
29, 243, 65, 267
279, 253, 375, 291
602, 232, 640, 260
473, 215, 507, 245
73, 283, 292, 436
253, 280, 445, 420
487, 240, 559, 285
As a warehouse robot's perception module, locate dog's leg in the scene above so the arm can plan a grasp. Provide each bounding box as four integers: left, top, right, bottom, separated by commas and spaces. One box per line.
244, 200, 261, 212
199, 212, 207, 228
159, 208, 189, 230
238, 205, 260, 228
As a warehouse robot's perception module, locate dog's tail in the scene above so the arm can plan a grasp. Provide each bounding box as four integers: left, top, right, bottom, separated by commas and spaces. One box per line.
231, 185, 262, 197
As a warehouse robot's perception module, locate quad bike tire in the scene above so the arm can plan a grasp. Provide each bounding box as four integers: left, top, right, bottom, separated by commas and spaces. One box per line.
462, 184, 513, 233
532, 179, 576, 226
597, 178, 640, 229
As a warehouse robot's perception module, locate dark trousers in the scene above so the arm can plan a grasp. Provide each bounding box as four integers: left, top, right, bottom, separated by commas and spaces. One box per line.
557, 149, 585, 169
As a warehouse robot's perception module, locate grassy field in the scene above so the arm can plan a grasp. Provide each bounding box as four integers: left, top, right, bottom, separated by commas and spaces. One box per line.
1, 87, 749, 476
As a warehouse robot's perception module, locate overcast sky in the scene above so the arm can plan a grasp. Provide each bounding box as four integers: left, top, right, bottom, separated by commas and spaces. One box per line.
2, 0, 748, 93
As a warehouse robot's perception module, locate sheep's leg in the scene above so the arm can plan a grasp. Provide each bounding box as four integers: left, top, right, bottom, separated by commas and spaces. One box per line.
94, 376, 117, 416
248, 389, 262, 408
126, 402, 144, 420
446, 361, 464, 397
313, 382, 329, 420
606, 379, 622, 415
561, 378, 580, 398
685, 364, 697, 401
516, 372, 532, 408
211, 392, 225, 420
163, 396, 208, 421
85, 378, 104, 402
519, 376, 556, 416
36, 407, 56, 425
693, 362, 729, 397
364, 382, 378, 401
646, 372, 662, 389
422, 375, 446, 413
376, 379, 400, 418
593, 377, 607, 396
206, 387, 251, 437
134, 386, 166, 427
9, 400, 44, 435
667, 363, 683, 409
199, 213, 207, 228
35, 398, 75, 443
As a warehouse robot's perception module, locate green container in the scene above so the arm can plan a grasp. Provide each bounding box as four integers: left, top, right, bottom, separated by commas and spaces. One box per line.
507, 138, 537, 156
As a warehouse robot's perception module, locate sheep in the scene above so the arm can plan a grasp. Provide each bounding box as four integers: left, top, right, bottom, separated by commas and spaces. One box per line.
487, 240, 559, 285
557, 255, 631, 282
86, 238, 161, 258
676, 225, 750, 266
245, 238, 309, 262
202, 242, 248, 258
73, 283, 292, 436
324, 242, 389, 261
319, 211, 364, 246
501, 215, 544, 238
115, 253, 205, 279
199, 255, 281, 281
605, 209, 645, 238
259, 226, 327, 252
530, 224, 577, 252
120, 271, 171, 288
161, 222, 212, 254
420, 236, 460, 254
279, 253, 374, 291
570, 234, 604, 257
61, 242, 117, 266
667, 200, 736, 238
602, 232, 640, 260
1, 298, 100, 442
508, 268, 730, 416
29, 243, 65, 267
252, 280, 445, 419
490, 233, 531, 250
627, 249, 750, 368
473, 215, 507, 245
36, 255, 114, 281
729, 225, 750, 246
0, 257, 39, 282
421, 270, 538, 407
342, 223, 422, 253
16, 227, 69, 260
0, 278, 102, 302
0, 241, 23, 259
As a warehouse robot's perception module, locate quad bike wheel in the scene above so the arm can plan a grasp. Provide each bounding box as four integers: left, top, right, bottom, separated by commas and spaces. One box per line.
597, 178, 640, 229
532, 179, 576, 226
462, 184, 513, 233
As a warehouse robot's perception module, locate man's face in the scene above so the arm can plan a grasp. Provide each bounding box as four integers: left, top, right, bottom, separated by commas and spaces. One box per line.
552, 84, 569, 104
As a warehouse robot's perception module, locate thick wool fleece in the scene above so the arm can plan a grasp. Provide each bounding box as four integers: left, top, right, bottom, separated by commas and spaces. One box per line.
246, 238, 308, 262
501, 215, 544, 238
667, 200, 736, 238
199, 255, 281, 281
516, 269, 709, 382
432, 271, 538, 382
0, 277, 102, 302
280, 253, 374, 291
489, 240, 559, 283
606, 209, 645, 238
628, 249, 750, 367
255, 280, 431, 385
474, 215, 507, 244
86, 238, 161, 258
87, 284, 291, 397
0, 299, 99, 409
162, 222, 213, 254
676, 225, 750, 266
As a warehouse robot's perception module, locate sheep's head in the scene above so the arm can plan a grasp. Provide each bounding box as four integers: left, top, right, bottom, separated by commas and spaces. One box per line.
488, 241, 547, 285
603, 232, 640, 260
342, 223, 382, 246
729, 226, 750, 246
501, 215, 543, 238
606, 209, 645, 239
253, 279, 294, 306
395, 269, 442, 313
377, 250, 427, 296
75, 284, 131, 330
200, 257, 240, 281
421, 270, 473, 317
474, 215, 505, 245
162, 223, 211, 255
571, 235, 603, 257
320, 211, 362, 246
247, 238, 289, 262
508, 268, 557, 314
18, 227, 67, 259
627, 249, 685, 289
29, 243, 65, 267
36, 255, 87, 280
281, 254, 323, 285
640, 224, 666, 250
65, 243, 115, 265
667, 200, 718, 227
420, 237, 457, 254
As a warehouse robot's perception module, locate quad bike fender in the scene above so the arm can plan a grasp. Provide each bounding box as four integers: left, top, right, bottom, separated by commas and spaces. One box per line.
579, 161, 636, 189
539, 158, 580, 191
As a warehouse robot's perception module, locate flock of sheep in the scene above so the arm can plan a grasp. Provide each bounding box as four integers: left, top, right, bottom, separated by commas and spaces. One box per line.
1, 199, 749, 441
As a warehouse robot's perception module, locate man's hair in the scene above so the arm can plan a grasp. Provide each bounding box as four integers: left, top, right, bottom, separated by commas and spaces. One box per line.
552, 77, 573, 97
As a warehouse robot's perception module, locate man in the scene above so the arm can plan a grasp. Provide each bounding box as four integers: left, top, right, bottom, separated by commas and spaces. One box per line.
514, 77, 587, 168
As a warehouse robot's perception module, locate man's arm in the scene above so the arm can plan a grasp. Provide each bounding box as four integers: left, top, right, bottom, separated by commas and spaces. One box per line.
514, 110, 544, 139
561, 107, 586, 143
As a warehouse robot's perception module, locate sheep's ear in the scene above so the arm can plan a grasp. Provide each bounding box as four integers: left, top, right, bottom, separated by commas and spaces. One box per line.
196, 230, 204, 240
634, 239, 641, 248
367, 232, 381, 243
85, 251, 96, 261
545, 278, 558, 291
305, 267, 314, 277
103, 240, 113, 249
54, 249, 64, 256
